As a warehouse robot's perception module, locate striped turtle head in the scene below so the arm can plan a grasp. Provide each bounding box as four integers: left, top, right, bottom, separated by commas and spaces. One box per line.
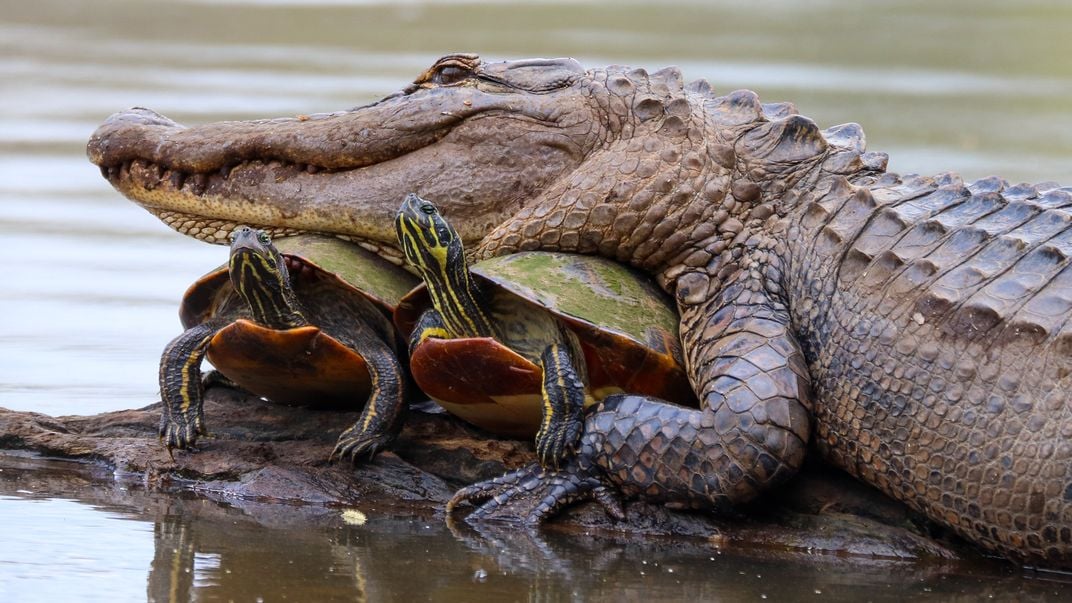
228, 226, 306, 328
395, 193, 466, 287
396, 193, 497, 339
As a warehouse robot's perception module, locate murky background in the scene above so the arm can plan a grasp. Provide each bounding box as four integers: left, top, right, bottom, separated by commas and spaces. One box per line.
2, 0, 1071, 600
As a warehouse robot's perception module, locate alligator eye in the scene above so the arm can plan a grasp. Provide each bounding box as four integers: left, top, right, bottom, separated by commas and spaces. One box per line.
420, 204, 437, 215
432, 65, 469, 86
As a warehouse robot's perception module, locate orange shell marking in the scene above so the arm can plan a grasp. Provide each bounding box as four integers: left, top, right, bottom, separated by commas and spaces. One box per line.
206, 319, 371, 409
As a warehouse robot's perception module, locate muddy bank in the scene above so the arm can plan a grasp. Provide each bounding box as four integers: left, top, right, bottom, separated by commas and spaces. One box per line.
0, 387, 967, 562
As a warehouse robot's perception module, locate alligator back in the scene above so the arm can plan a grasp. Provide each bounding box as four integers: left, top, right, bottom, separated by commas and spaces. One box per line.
789, 172, 1072, 563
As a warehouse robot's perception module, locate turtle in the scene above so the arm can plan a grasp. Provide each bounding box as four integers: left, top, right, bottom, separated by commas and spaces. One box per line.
394, 193, 695, 468
159, 227, 419, 461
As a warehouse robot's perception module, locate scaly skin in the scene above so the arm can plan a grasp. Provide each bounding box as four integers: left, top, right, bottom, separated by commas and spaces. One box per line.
88, 55, 1071, 567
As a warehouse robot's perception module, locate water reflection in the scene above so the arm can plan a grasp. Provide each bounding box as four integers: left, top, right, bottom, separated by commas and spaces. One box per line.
147, 504, 363, 602
2, 455, 1070, 602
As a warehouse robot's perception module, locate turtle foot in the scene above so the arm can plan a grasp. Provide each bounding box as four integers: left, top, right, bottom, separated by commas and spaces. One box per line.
158, 411, 207, 452
330, 429, 394, 464
446, 462, 624, 525
534, 413, 583, 470
201, 370, 243, 393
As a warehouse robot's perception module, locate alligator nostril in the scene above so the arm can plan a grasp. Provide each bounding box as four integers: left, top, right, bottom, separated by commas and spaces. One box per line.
103, 107, 181, 129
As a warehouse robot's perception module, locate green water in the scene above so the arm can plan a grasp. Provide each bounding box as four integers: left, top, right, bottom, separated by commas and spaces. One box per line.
1, 0, 1071, 599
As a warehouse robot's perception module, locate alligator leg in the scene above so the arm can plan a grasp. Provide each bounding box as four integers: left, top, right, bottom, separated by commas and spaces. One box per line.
159, 318, 229, 451
329, 321, 408, 462
450, 245, 813, 520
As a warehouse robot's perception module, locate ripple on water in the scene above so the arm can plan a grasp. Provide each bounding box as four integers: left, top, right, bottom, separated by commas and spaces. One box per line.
0, 496, 155, 603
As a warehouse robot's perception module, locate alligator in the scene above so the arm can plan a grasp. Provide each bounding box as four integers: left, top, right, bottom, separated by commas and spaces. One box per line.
86, 54, 1072, 567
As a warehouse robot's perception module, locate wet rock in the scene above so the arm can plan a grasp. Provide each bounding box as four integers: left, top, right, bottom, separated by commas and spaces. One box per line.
0, 387, 964, 562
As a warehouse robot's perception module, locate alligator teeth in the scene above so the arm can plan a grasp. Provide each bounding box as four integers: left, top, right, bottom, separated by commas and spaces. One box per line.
131, 160, 148, 187
128, 159, 161, 190
169, 170, 186, 190
190, 173, 208, 195
306, 164, 320, 174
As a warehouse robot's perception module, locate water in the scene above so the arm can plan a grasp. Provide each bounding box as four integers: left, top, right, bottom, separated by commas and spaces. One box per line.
2, 454, 1070, 602
1, 0, 1071, 599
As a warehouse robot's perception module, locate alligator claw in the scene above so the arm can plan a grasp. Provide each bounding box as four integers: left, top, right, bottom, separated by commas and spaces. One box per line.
446, 462, 625, 525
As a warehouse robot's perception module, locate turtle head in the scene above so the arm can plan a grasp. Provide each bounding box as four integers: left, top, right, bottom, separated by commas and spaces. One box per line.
228, 227, 307, 329
395, 193, 496, 338
395, 193, 466, 286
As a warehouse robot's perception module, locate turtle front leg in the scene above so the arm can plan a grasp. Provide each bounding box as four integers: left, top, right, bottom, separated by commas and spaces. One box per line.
533, 328, 588, 469
330, 325, 408, 463
159, 319, 227, 452
451, 245, 812, 522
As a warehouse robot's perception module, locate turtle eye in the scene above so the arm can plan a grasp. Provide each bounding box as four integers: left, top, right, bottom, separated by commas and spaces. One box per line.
257, 231, 271, 244
420, 204, 437, 215
432, 65, 469, 86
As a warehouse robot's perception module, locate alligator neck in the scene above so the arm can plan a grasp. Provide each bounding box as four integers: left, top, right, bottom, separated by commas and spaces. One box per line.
476, 86, 883, 300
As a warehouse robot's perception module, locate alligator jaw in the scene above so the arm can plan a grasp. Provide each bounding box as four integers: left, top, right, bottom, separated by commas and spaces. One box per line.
87, 70, 590, 255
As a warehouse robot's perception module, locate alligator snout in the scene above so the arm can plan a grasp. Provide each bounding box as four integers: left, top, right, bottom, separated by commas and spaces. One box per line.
87, 107, 184, 167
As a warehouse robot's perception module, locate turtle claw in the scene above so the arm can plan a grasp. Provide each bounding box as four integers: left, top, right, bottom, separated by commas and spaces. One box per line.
446, 462, 625, 525
534, 417, 582, 470
330, 430, 393, 464
158, 411, 206, 453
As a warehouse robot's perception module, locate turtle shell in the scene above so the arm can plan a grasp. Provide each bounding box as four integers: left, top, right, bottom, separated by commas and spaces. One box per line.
395, 252, 696, 436
179, 235, 418, 408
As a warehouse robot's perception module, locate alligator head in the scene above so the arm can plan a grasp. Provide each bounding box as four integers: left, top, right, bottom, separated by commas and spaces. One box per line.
89, 53, 884, 275
87, 54, 604, 259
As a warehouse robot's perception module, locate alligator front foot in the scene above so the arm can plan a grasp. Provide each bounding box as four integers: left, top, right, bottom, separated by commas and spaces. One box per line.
446, 462, 625, 525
